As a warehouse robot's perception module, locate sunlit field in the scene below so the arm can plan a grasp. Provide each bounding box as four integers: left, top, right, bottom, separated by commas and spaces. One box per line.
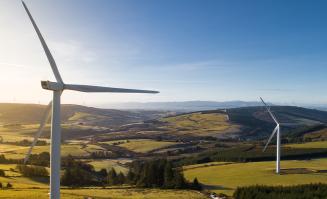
0, 144, 105, 159
85, 159, 131, 174
184, 158, 327, 196
286, 141, 327, 149
115, 139, 177, 153
161, 112, 240, 136
0, 188, 206, 199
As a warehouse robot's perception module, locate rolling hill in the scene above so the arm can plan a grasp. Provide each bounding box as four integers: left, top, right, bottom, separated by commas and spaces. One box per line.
0, 103, 173, 127
226, 106, 327, 139
117, 106, 327, 141
1, 103, 327, 143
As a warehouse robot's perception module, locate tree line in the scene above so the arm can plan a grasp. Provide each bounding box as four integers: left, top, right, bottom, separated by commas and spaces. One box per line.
176, 144, 327, 166
90, 151, 119, 159
233, 183, 327, 199
1, 139, 47, 146
16, 164, 48, 177
0, 152, 50, 166
126, 159, 202, 190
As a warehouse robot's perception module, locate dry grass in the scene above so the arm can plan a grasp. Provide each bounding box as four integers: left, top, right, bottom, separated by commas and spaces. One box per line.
85, 159, 132, 174
118, 139, 176, 153
68, 112, 109, 121
161, 113, 240, 136
0, 188, 206, 199
285, 141, 327, 149
1, 144, 106, 159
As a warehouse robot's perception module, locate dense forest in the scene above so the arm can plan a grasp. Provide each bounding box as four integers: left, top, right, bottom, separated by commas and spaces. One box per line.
60, 156, 202, 190
128, 159, 202, 190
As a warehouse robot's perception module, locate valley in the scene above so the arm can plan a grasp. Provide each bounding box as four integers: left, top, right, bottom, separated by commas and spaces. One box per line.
0, 103, 326, 198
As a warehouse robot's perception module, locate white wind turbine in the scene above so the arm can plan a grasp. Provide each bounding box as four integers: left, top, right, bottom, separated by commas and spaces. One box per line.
21, 1, 159, 199
260, 97, 281, 174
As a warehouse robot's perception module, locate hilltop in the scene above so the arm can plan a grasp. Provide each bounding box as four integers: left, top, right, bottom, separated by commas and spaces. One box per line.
0, 103, 174, 127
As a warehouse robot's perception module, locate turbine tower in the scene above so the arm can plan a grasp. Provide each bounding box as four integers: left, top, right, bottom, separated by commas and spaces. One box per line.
21, 1, 159, 199
260, 97, 281, 174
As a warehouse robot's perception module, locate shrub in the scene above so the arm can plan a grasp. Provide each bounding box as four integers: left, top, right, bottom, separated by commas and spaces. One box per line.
0, 169, 5, 177
16, 165, 48, 177
6, 182, 12, 188
192, 178, 202, 190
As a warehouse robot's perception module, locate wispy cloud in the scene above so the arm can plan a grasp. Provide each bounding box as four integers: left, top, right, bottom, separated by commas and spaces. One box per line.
49, 40, 97, 64
256, 88, 294, 92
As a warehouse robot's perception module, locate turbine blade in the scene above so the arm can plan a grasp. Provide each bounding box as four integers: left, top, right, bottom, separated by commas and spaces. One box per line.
260, 97, 270, 111
65, 84, 159, 94
263, 125, 278, 152
21, 1, 63, 84
259, 97, 279, 124
24, 101, 52, 164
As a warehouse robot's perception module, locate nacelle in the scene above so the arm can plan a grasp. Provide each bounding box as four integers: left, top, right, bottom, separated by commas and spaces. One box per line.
41, 81, 64, 91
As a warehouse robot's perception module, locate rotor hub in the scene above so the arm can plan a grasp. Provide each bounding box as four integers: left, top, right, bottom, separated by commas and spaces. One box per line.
41, 81, 64, 91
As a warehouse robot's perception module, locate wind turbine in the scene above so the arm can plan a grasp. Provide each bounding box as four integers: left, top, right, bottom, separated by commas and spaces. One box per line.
260, 97, 281, 174
21, 1, 159, 199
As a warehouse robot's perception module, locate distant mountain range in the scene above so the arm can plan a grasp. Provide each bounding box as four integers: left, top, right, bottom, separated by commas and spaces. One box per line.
103, 101, 265, 111
103, 101, 327, 111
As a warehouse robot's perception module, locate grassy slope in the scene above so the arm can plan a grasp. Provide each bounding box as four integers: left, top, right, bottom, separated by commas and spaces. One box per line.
304, 127, 327, 140
0, 164, 47, 189
0, 188, 206, 199
286, 141, 327, 149
184, 158, 327, 196
1, 144, 104, 159
68, 112, 109, 121
118, 139, 177, 153
161, 112, 240, 136
0, 123, 104, 142
86, 159, 131, 174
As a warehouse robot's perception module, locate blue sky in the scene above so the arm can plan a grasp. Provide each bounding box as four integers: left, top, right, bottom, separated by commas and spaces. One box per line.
0, 0, 327, 106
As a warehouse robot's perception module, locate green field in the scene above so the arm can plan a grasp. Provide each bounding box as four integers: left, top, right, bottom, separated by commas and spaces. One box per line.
161, 112, 240, 136
286, 141, 327, 149
0, 164, 22, 177
1, 144, 105, 159
0, 164, 48, 188
304, 127, 327, 140
68, 111, 110, 122
0, 188, 206, 199
184, 158, 327, 196
85, 159, 131, 174
117, 139, 177, 153
0, 124, 49, 143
